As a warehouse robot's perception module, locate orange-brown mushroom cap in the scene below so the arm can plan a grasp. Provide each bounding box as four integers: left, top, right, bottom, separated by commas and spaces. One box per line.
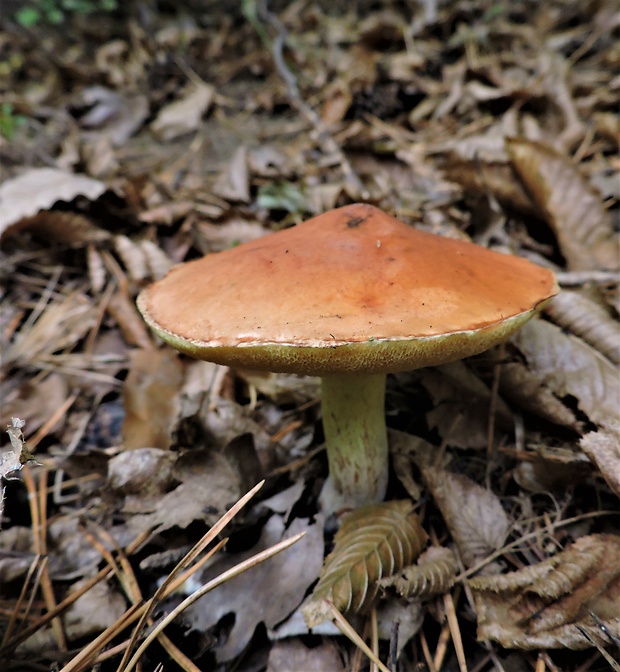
137, 204, 558, 375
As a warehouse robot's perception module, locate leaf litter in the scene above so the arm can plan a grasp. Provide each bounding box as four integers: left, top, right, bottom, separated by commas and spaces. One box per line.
1, 1, 619, 670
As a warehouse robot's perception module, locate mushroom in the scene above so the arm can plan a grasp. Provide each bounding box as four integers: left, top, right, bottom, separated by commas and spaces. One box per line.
137, 204, 558, 511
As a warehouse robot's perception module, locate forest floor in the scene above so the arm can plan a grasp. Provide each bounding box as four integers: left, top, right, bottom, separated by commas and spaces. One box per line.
0, 1, 619, 671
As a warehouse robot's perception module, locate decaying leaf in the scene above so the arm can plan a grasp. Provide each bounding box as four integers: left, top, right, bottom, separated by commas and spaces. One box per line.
500, 361, 581, 431
506, 137, 619, 271
302, 501, 428, 627
442, 158, 540, 219
1, 418, 37, 482
469, 534, 620, 649
379, 545, 459, 598
212, 145, 250, 203
421, 360, 513, 450
421, 466, 509, 569
544, 289, 620, 365
17, 576, 126, 653
150, 81, 215, 140
3, 292, 98, 370
579, 421, 620, 497
511, 319, 620, 426
122, 348, 185, 451
107, 447, 177, 496
0, 168, 107, 239
125, 449, 242, 538
267, 638, 345, 672
182, 514, 324, 662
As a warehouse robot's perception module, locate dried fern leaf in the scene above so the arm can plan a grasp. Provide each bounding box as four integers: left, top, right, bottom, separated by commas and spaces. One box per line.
469, 534, 620, 649
379, 546, 458, 598
302, 501, 427, 628
579, 421, 620, 497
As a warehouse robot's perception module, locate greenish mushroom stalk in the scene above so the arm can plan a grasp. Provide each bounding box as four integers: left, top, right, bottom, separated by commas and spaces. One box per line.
319, 373, 388, 511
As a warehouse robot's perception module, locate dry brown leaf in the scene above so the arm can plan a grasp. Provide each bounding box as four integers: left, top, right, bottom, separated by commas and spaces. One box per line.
150, 82, 215, 140
114, 234, 149, 282
579, 421, 620, 497
379, 545, 459, 598
125, 449, 241, 538
1, 210, 111, 246
18, 576, 126, 653
421, 361, 513, 450
194, 217, 268, 254
511, 319, 620, 426
442, 158, 540, 219
106, 290, 153, 350
75, 86, 148, 146
421, 466, 509, 569
107, 447, 177, 496
469, 534, 620, 649
545, 290, 620, 365
302, 501, 428, 627
0, 168, 106, 238
506, 137, 619, 271
0, 374, 68, 435
4, 292, 97, 370
122, 348, 184, 451
182, 515, 324, 662
500, 361, 581, 431
267, 638, 345, 672
212, 145, 251, 203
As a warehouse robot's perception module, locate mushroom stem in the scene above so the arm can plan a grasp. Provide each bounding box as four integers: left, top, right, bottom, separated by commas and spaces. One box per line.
320, 373, 389, 511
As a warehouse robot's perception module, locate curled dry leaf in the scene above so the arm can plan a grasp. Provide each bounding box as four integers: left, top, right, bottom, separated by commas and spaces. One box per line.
421, 466, 509, 570
579, 421, 620, 498
469, 534, 620, 649
511, 319, 620, 426
0, 168, 106, 238
302, 501, 428, 628
506, 137, 619, 271
544, 290, 620, 365
442, 158, 540, 219
379, 545, 459, 599
500, 361, 581, 431
1, 211, 111, 247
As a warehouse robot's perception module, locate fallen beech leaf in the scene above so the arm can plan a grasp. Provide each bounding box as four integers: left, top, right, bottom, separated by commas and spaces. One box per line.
302, 501, 428, 627
0, 168, 106, 239
421, 466, 509, 569
506, 137, 619, 271
579, 421, 620, 497
151, 82, 214, 140
544, 290, 620, 365
511, 320, 620, 426
443, 158, 540, 219
469, 534, 620, 649
379, 545, 458, 598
